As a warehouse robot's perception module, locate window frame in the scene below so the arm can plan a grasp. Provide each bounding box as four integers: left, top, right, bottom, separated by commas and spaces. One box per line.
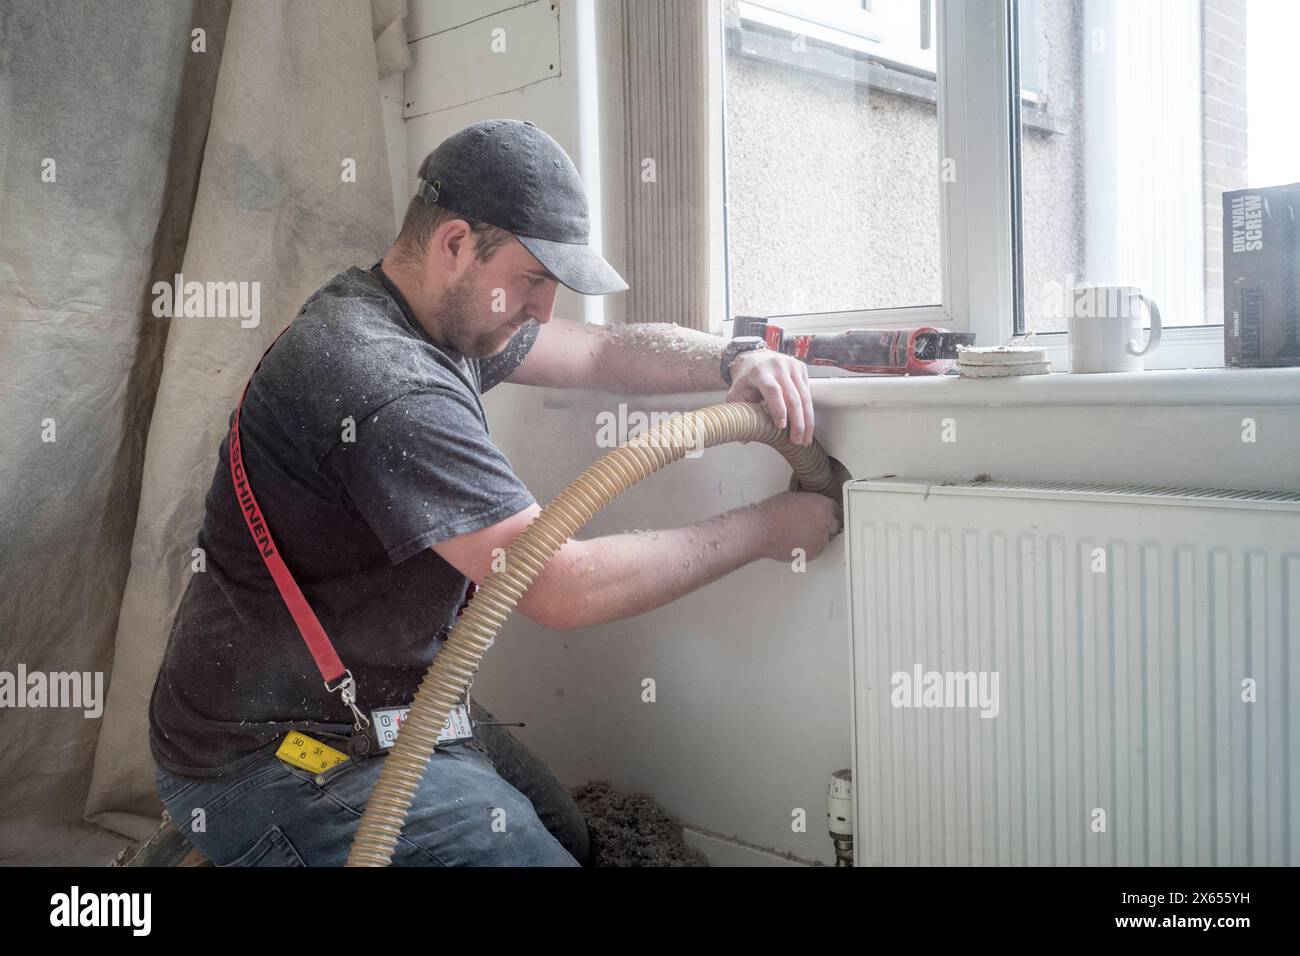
721, 0, 1225, 372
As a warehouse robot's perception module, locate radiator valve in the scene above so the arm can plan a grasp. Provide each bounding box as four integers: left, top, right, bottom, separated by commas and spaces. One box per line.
827, 768, 854, 867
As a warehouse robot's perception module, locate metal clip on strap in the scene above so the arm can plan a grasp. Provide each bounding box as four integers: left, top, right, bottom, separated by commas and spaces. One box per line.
326, 670, 369, 733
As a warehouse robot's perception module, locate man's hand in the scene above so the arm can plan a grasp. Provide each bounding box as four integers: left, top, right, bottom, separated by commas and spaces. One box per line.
725, 350, 815, 445
751, 491, 841, 562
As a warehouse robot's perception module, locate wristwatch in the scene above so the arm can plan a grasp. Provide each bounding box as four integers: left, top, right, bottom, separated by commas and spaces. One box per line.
721, 336, 767, 386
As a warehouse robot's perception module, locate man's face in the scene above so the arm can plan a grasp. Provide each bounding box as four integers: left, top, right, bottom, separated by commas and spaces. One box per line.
436, 235, 559, 359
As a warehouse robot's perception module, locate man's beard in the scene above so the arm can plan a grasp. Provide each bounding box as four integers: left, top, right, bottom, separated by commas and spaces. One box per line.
436, 270, 521, 359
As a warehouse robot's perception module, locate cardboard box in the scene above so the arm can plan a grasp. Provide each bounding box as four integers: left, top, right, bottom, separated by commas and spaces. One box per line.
1223, 182, 1300, 367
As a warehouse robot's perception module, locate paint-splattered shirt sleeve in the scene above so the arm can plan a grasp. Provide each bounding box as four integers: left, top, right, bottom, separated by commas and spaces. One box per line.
320, 385, 537, 565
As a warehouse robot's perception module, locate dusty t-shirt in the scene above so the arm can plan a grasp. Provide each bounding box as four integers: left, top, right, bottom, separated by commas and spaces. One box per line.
149, 261, 539, 778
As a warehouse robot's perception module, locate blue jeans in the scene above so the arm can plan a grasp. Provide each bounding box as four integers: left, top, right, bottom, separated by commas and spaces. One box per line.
154, 718, 586, 867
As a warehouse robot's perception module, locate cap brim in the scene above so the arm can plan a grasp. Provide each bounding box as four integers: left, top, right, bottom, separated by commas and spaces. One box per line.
515, 234, 628, 296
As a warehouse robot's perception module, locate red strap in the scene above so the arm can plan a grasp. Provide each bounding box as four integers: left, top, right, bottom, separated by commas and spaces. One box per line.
229, 340, 347, 685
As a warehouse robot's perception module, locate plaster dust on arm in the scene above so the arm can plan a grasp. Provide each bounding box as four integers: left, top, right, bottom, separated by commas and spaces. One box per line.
591, 322, 727, 393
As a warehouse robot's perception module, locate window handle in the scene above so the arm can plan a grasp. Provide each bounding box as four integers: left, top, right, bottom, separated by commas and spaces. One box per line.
920, 0, 932, 50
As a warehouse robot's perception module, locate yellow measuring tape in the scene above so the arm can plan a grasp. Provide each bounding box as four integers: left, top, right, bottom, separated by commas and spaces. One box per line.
276, 731, 349, 773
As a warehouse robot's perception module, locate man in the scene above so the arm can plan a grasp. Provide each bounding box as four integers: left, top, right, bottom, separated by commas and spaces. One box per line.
149, 119, 840, 867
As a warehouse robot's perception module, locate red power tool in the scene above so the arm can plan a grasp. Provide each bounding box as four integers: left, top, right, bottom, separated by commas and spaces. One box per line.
734, 316, 976, 376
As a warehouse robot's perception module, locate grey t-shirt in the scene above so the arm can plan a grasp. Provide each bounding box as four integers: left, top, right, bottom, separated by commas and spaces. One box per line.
149, 261, 540, 778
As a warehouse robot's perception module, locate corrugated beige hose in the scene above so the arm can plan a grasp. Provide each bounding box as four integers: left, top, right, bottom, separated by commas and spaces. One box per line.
346, 402, 840, 866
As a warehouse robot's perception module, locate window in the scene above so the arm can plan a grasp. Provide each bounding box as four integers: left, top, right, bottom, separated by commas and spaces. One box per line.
719, 0, 1298, 373
1015, 0, 1300, 369
722, 0, 944, 322
720, 0, 1018, 353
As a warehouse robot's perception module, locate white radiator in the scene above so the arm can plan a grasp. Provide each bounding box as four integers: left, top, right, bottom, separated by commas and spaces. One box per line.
845, 477, 1300, 866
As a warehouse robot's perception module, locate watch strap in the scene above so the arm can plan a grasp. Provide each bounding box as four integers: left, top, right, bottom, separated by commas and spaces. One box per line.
721, 337, 767, 386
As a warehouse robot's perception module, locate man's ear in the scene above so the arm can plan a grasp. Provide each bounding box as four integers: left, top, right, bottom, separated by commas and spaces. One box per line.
436, 219, 474, 274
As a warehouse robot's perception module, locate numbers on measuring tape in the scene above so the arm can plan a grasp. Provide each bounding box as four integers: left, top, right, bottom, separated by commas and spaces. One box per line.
276, 731, 349, 772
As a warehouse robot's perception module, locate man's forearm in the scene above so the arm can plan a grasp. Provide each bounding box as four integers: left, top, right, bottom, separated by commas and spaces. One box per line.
590, 322, 728, 393
527, 505, 769, 630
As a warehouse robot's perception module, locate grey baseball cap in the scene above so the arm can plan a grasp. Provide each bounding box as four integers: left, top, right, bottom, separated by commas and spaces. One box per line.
416, 119, 628, 296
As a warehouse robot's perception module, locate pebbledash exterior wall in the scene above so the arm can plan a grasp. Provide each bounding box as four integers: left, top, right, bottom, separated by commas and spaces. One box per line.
723, 0, 1248, 331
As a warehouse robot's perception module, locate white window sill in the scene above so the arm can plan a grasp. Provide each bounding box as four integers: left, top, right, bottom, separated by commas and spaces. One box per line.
809, 366, 1300, 408
530, 367, 1300, 415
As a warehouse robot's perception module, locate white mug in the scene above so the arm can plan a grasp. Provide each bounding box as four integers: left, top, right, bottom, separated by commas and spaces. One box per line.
1067, 284, 1162, 373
